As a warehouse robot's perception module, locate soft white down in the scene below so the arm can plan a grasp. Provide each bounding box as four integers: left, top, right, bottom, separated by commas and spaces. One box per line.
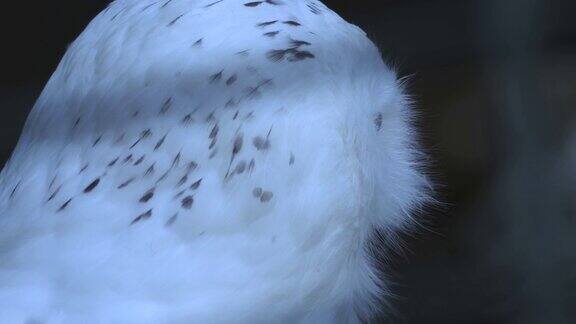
0, 0, 429, 323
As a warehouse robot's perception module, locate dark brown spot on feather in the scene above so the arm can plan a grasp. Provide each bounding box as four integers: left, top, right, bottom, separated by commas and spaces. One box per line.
283, 20, 301, 26
79, 164, 89, 174
264, 31, 280, 37
58, 198, 73, 212
155, 134, 167, 150
290, 50, 315, 61
168, 14, 185, 26
204, 0, 224, 8
93, 135, 103, 147
246, 87, 261, 99
172, 152, 181, 168
156, 170, 170, 184
10, 182, 20, 200
253, 136, 270, 151
181, 196, 194, 209
111, 8, 127, 21
182, 114, 193, 125
178, 175, 188, 187
124, 154, 133, 163
233, 134, 243, 155
374, 112, 383, 131
260, 191, 274, 202
160, 98, 173, 114
118, 178, 135, 189
209, 71, 223, 83
235, 160, 247, 174
47, 185, 62, 202
115, 133, 126, 144
165, 214, 178, 226
130, 129, 152, 149
141, 2, 156, 11
187, 161, 198, 173
253, 187, 263, 198
209, 124, 219, 139
206, 111, 216, 122
193, 38, 203, 47
226, 98, 239, 108
257, 20, 277, 27
134, 155, 145, 166
244, 1, 262, 7
145, 164, 155, 176
267, 49, 286, 62
190, 178, 202, 190
139, 189, 155, 203
308, 2, 322, 14
131, 209, 152, 225
49, 175, 57, 191
174, 189, 187, 199
290, 39, 311, 47
84, 178, 100, 193
268, 48, 315, 62
108, 157, 119, 167
226, 74, 238, 86
225, 134, 244, 179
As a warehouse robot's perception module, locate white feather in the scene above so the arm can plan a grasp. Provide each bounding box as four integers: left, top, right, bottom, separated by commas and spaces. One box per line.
0, 0, 429, 323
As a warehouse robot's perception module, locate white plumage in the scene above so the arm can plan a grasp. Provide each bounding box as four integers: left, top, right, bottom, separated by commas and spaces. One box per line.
0, 0, 428, 323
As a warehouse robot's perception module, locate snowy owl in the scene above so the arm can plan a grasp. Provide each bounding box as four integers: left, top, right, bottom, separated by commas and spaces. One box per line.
0, 0, 428, 323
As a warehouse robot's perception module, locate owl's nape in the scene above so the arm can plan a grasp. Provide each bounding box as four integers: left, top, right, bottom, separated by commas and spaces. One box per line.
0, 0, 429, 323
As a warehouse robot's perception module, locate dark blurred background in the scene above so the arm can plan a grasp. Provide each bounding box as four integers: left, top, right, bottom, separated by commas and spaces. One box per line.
0, 0, 575, 323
